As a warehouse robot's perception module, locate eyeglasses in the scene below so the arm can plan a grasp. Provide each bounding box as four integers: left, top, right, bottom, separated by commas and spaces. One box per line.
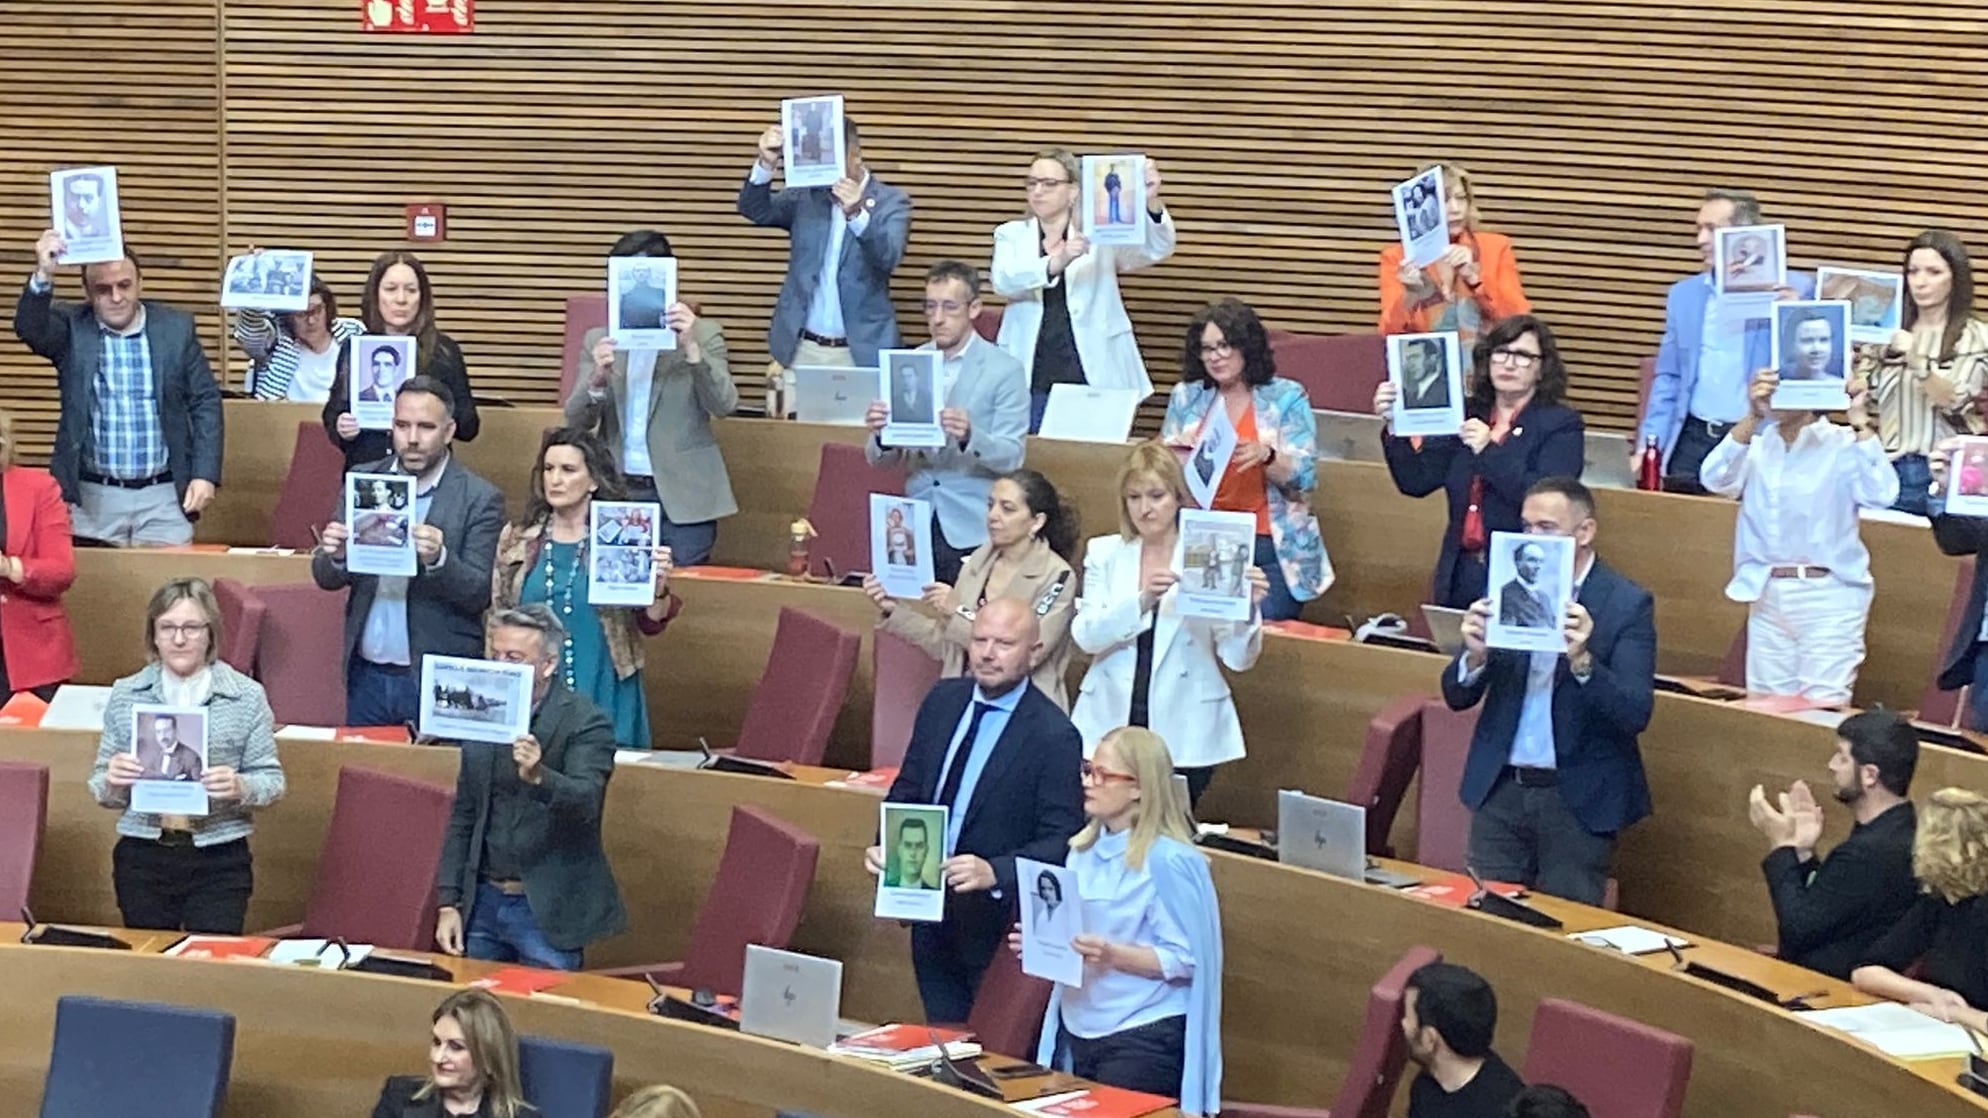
288, 304, 326, 320
154, 622, 210, 641
1490, 347, 1542, 368
1199, 341, 1235, 359
922, 300, 969, 314
1025, 177, 1072, 191
1081, 760, 1138, 785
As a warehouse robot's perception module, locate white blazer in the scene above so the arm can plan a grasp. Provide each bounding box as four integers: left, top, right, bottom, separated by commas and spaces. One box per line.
1069, 533, 1262, 768
989, 212, 1177, 397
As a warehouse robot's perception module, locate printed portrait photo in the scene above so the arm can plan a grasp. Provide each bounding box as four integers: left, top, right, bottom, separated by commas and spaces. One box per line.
57, 168, 114, 242
883, 808, 941, 890
1775, 301, 1850, 382
787, 97, 838, 170
1715, 224, 1785, 293
355, 339, 411, 402
883, 502, 918, 566
888, 354, 936, 424
1394, 334, 1454, 410
1497, 539, 1559, 630
132, 709, 207, 782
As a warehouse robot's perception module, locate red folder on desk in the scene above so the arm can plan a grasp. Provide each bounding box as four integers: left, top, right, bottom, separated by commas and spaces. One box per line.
1015, 1085, 1176, 1117
164, 935, 277, 961
471, 966, 567, 995
0, 691, 48, 727
1402, 874, 1524, 908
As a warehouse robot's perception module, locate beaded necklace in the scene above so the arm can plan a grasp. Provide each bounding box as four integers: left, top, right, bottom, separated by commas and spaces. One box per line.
542, 528, 587, 690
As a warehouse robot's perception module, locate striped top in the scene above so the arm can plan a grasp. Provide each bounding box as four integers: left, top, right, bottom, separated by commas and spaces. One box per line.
87, 660, 286, 847
233, 309, 364, 401
1860, 317, 1988, 456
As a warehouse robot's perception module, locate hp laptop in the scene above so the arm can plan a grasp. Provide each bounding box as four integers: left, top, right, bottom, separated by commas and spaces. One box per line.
1276, 790, 1420, 888
740, 945, 842, 1048
792, 366, 873, 426
1313, 409, 1388, 464
1420, 605, 1468, 657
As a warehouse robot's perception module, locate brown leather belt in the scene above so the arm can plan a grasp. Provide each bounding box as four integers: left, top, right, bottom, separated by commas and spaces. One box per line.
483, 878, 527, 896
1768, 565, 1832, 580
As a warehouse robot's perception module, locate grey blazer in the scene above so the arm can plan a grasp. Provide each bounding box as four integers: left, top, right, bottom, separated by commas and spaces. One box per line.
563, 318, 739, 523
309, 453, 505, 669
13, 282, 222, 507
865, 334, 1028, 547
736, 171, 914, 367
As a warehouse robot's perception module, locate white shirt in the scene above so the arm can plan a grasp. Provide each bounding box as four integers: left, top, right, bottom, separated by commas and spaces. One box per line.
287, 344, 340, 403
746, 162, 873, 340
1456, 555, 1595, 769
1699, 419, 1899, 602
1687, 276, 1753, 423
1060, 828, 1194, 1039
622, 350, 658, 476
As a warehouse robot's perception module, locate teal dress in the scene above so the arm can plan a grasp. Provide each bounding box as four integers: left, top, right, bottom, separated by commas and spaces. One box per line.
522, 540, 651, 748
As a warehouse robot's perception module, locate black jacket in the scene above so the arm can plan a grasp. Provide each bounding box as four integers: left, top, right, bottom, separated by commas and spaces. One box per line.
1763, 801, 1918, 980
323, 331, 480, 468
371, 1075, 537, 1118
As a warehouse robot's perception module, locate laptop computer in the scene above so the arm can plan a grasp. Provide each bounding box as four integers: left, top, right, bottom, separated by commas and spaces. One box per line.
1172, 773, 1197, 831
739, 945, 842, 1048
1276, 790, 1420, 887
1420, 605, 1467, 657
792, 366, 873, 426
1582, 431, 1635, 490
1313, 409, 1388, 464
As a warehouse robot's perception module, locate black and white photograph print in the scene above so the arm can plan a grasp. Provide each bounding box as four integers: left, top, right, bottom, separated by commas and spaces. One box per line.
350, 336, 416, 431
1485, 530, 1575, 654
1817, 267, 1903, 346
419, 654, 535, 745
1769, 300, 1853, 412
605, 254, 679, 351
49, 165, 123, 266
1017, 856, 1083, 987
878, 349, 945, 448
220, 249, 313, 312
345, 472, 416, 577
781, 94, 847, 189
1713, 223, 1787, 295
869, 493, 934, 600
1172, 508, 1257, 622
1387, 330, 1466, 437
128, 704, 211, 817
1392, 167, 1448, 268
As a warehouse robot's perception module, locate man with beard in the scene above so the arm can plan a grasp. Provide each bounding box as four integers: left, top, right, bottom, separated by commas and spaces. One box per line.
1400, 963, 1524, 1118
1750, 709, 1918, 979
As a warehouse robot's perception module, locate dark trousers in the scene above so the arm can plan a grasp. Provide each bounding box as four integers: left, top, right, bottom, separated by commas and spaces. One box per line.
1891, 454, 1932, 517
1060, 1014, 1186, 1097
626, 475, 718, 567
932, 515, 972, 589
1442, 549, 1490, 611
112, 835, 254, 934
1661, 415, 1733, 495
1179, 766, 1215, 808
910, 916, 999, 1023
1253, 534, 1302, 621
1029, 390, 1052, 435
1968, 645, 1988, 732
346, 656, 418, 729
1466, 771, 1615, 906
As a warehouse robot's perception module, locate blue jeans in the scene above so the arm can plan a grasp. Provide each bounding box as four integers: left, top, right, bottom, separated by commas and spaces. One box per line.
466, 881, 582, 970
1254, 534, 1302, 621
1891, 454, 1931, 517
1029, 389, 1051, 434
346, 657, 417, 729
625, 476, 718, 567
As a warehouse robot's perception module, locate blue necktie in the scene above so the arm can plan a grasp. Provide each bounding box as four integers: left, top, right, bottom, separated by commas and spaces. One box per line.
935, 702, 995, 809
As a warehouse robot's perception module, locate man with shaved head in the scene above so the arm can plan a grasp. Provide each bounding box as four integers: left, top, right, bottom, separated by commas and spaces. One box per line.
869, 597, 1085, 1020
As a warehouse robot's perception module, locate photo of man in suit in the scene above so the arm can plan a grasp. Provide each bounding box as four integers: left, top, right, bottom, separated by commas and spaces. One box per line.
1398, 336, 1453, 410
1445, 477, 1655, 904
59, 171, 111, 242
359, 344, 404, 401
134, 712, 204, 781
1497, 541, 1556, 629
883, 812, 937, 889
1103, 162, 1125, 225
868, 598, 1084, 1021
890, 356, 933, 422
1777, 306, 1844, 381
616, 260, 670, 330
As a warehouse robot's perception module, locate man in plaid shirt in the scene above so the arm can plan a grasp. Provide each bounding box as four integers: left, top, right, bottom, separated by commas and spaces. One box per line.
15, 229, 222, 545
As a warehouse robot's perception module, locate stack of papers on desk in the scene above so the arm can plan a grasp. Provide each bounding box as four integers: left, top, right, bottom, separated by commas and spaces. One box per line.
1568, 925, 1688, 955
1805, 1002, 1977, 1059
829, 1023, 979, 1069
266, 938, 374, 968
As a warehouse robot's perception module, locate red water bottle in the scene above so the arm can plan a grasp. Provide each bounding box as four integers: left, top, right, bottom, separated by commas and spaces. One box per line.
1636, 436, 1662, 492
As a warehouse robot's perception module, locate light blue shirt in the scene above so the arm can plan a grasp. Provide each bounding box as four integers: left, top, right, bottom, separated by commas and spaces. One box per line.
1457, 557, 1594, 769
932, 680, 1024, 856
357, 457, 446, 666
1686, 274, 1753, 424
746, 162, 872, 340
1060, 827, 1195, 1039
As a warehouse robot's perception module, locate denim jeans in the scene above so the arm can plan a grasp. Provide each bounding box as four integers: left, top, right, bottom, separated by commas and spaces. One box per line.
1253, 534, 1302, 622
346, 657, 417, 729
465, 880, 582, 971
1891, 454, 1931, 517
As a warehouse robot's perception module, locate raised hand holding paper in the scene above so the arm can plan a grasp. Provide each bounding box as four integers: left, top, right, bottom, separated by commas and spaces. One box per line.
1947, 438, 1988, 517
606, 255, 678, 351
1172, 509, 1256, 622
1485, 530, 1574, 653
129, 705, 210, 816
1392, 167, 1448, 269
875, 802, 947, 923
1016, 857, 1083, 987
1038, 385, 1144, 443
879, 349, 945, 448
1183, 402, 1238, 510
349, 337, 416, 430
781, 94, 846, 189
1081, 154, 1146, 247
1713, 223, 1787, 295
419, 655, 534, 745
1768, 300, 1852, 412
869, 494, 934, 599
220, 250, 313, 312
345, 473, 417, 577
590, 501, 660, 607
1386, 331, 1465, 437
50, 166, 123, 266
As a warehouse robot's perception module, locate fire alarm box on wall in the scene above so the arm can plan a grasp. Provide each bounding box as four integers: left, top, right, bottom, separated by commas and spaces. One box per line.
405, 203, 447, 242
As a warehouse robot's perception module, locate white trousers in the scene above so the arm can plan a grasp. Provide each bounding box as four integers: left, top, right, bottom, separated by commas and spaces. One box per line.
1746, 577, 1872, 704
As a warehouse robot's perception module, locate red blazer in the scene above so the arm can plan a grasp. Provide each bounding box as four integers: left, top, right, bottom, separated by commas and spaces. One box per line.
0, 468, 78, 690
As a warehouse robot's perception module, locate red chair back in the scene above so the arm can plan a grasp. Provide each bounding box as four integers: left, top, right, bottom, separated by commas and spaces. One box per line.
973, 306, 1004, 343
209, 578, 266, 675
805, 443, 907, 580
1415, 700, 1479, 874
1718, 622, 1748, 689
0, 761, 48, 916
735, 608, 861, 764
561, 294, 609, 400
1522, 998, 1694, 1118
1329, 945, 1443, 1118
676, 806, 820, 994
268, 422, 348, 550
1919, 557, 1977, 726
1346, 695, 1427, 858
872, 628, 942, 771
1270, 332, 1387, 413
962, 944, 1053, 1055
252, 583, 350, 726
300, 767, 455, 949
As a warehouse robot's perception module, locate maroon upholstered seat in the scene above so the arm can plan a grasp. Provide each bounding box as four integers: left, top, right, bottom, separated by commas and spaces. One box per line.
1718, 621, 1748, 689
258, 766, 453, 949
1270, 332, 1387, 414
596, 805, 818, 994
268, 421, 349, 550
1918, 557, 1976, 726
973, 305, 1004, 343
733, 607, 860, 766
251, 583, 349, 726
209, 578, 266, 675
804, 442, 907, 581
1346, 695, 1428, 858
0, 761, 48, 917
1522, 997, 1693, 1118
871, 626, 941, 771
1415, 699, 1481, 874
560, 294, 609, 401
1221, 944, 1442, 1118
945, 943, 1053, 1057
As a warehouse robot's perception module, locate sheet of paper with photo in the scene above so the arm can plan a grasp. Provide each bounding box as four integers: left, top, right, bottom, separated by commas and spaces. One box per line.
1016, 857, 1083, 988
128, 703, 210, 817
605, 255, 678, 351
879, 349, 946, 448
49, 165, 123, 266
589, 500, 660, 607
1171, 508, 1257, 622
1817, 266, 1904, 346
874, 802, 948, 923
219, 250, 314, 313
1038, 385, 1144, 444
1484, 530, 1574, 654
1768, 299, 1852, 412
344, 472, 417, 577
869, 493, 934, 600
349, 335, 416, 431
1387, 331, 1466, 438
1081, 153, 1146, 247
419, 655, 535, 745
1392, 167, 1448, 269
781, 94, 847, 189
1712, 223, 1787, 295
1945, 437, 1988, 518
1183, 402, 1238, 510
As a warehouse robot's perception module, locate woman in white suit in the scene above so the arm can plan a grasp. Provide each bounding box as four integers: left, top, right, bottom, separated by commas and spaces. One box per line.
991, 148, 1177, 432
1071, 441, 1266, 807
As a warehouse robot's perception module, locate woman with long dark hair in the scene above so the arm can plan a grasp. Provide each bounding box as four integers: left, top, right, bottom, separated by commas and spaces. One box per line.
1375, 313, 1585, 608
324, 251, 481, 467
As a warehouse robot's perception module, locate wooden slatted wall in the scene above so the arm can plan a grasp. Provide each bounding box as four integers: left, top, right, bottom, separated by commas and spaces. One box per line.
6, 1, 1988, 461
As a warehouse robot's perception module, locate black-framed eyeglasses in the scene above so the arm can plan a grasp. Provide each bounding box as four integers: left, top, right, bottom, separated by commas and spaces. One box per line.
1490, 347, 1542, 369
1025, 176, 1072, 191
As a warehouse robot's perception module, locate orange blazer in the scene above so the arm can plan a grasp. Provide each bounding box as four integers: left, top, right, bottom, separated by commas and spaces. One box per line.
1377, 228, 1530, 338
0, 467, 78, 691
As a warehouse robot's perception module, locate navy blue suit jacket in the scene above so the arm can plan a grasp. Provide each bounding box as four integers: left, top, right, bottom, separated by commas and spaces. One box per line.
1441, 558, 1656, 836
884, 677, 1084, 941
1382, 401, 1586, 608
1930, 497, 1988, 692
